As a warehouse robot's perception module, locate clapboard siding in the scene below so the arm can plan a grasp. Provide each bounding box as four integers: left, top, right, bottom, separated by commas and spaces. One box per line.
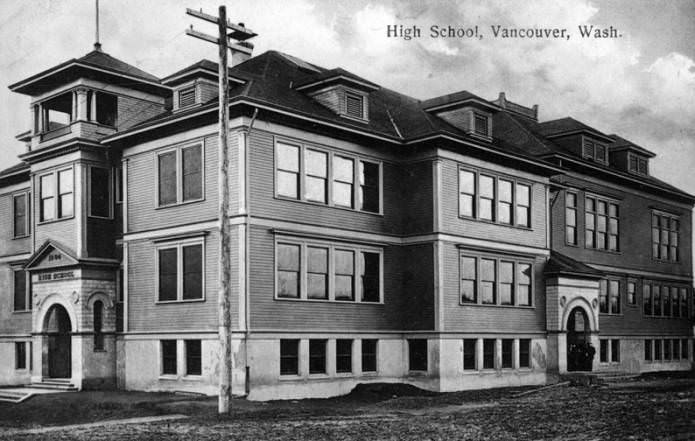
248, 226, 403, 330
127, 135, 219, 232
248, 130, 403, 235
127, 230, 219, 331
552, 176, 692, 277
440, 240, 547, 333
0, 264, 32, 334
0, 190, 32, 257
439, 158, 548, 248
595, 274, 692, 335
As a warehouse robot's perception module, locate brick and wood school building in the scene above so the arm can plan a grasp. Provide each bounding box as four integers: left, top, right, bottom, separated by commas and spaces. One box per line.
0, 41, 692, 400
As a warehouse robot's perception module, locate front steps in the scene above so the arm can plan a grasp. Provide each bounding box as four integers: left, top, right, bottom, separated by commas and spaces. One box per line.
0, 389, 32, 403
29, 378, 78, 391
561, 370, 639, 386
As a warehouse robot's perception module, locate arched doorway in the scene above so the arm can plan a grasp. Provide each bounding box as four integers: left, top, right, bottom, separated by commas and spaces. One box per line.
44, 304, 72, 378
566, 306, 594, 371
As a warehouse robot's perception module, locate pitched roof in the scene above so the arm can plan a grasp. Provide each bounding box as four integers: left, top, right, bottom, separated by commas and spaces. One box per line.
608, 135, 656, 158
538, 117, 613, 141
77, 50, 160, 82
9, 48, 167, 96
420, 90, 496, 111
293, 67, 380, 91
544, 251, 604, 279
0, 162, 29, 179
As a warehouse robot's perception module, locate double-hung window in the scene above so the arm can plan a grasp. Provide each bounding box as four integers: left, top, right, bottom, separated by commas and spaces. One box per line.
157, 143, 203, 206
275, 140, 381, 213
652, 212, 679, 261
458, 168, 531, 228
599, 280, 620, 314
40, 168, 73, 221
276, 239, 382, 303
565, 192, 577, 245
157, 239, 204, 302
585, 196, 619, 251
13, 192, 30, 238
13, 269, 31, 312
459, 253, 533, 307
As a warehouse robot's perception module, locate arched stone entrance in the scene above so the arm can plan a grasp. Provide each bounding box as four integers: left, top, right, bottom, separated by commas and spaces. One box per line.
43, 304, 72, 378
566, 306, 593, 371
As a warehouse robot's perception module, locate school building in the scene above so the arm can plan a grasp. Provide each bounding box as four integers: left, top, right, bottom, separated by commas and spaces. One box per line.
0, 35, 692, 400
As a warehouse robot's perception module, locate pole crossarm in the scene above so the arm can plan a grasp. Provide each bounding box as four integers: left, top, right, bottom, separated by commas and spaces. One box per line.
186, 29, 255, 54
186, 8, 257, 40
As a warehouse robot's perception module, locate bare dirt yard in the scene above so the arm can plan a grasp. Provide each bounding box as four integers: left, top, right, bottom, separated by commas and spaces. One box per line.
1, 372, 693, 440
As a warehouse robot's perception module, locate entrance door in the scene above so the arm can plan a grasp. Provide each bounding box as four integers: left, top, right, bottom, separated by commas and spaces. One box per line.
44, 305, 72, 378
566, 307, 592, 371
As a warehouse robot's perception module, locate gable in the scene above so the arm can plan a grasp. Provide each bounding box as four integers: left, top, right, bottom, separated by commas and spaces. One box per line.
24, 241, 79, 271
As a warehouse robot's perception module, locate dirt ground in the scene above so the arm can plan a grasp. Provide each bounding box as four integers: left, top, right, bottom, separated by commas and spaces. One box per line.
1, 373, 693, 440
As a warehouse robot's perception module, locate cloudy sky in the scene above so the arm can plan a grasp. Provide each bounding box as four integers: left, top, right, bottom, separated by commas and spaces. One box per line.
0, 0, 693, 197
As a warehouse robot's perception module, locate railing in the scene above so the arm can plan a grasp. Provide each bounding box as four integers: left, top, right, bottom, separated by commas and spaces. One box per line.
40, 125, 72, 142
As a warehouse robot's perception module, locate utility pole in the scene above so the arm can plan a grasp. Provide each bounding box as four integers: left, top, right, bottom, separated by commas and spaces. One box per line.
185, 5, 256, 414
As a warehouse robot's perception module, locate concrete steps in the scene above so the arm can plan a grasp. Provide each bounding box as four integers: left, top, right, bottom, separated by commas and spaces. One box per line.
29, 378, 78, 391
0, 389, 32, 403
593, 371, 640, 383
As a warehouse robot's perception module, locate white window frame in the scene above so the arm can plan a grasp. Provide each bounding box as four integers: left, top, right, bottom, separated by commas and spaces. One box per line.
274, 137, 383, 215
12, 190, 30, 239
458, 250, 534, 308
457, 166, 533, 229
38, 166, 74, 223
155, 141, 205, 208
12, 268, 31, 313
154, 237, 206, 304
88, 165, 113, 219
274, 236, 384, 304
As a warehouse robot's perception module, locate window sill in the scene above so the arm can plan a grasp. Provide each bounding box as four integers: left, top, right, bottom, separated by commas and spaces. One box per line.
459, 302, 534, 310
88, 214, 114, 220
458, 215, 532, 231
335, 372, 353, 378
159, 374, 178, 381
156, 298, 206, 305
182, 375, 202, 381
155, 198, 206, 210
12, 310, 32, 315
274, 195, 383, 217
599, 312, 623, 317
37, 216, 75, 225
582, 247, 622, 255
279, 374, 302, 381
274, 296, 384, 306
12, 235, 30, 240
361, 371, 378, 377
308, 373, 329, 379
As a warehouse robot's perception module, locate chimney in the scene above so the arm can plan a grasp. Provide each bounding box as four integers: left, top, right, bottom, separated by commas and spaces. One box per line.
231, 23, 254, 66
497, 92, 507, 108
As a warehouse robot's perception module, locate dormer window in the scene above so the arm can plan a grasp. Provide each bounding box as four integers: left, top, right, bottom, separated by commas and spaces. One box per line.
345, 92, 365, 119
582, 138, 607, 164
473, 112, 490, 137
629, 153, 649, 175
178, 87, 196, 108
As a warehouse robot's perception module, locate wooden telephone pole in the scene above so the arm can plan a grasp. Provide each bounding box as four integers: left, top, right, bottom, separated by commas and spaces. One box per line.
186, 6, 256, 414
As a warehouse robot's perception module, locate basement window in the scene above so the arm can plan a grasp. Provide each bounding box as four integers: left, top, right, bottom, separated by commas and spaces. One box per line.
408, 339, 428, 372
